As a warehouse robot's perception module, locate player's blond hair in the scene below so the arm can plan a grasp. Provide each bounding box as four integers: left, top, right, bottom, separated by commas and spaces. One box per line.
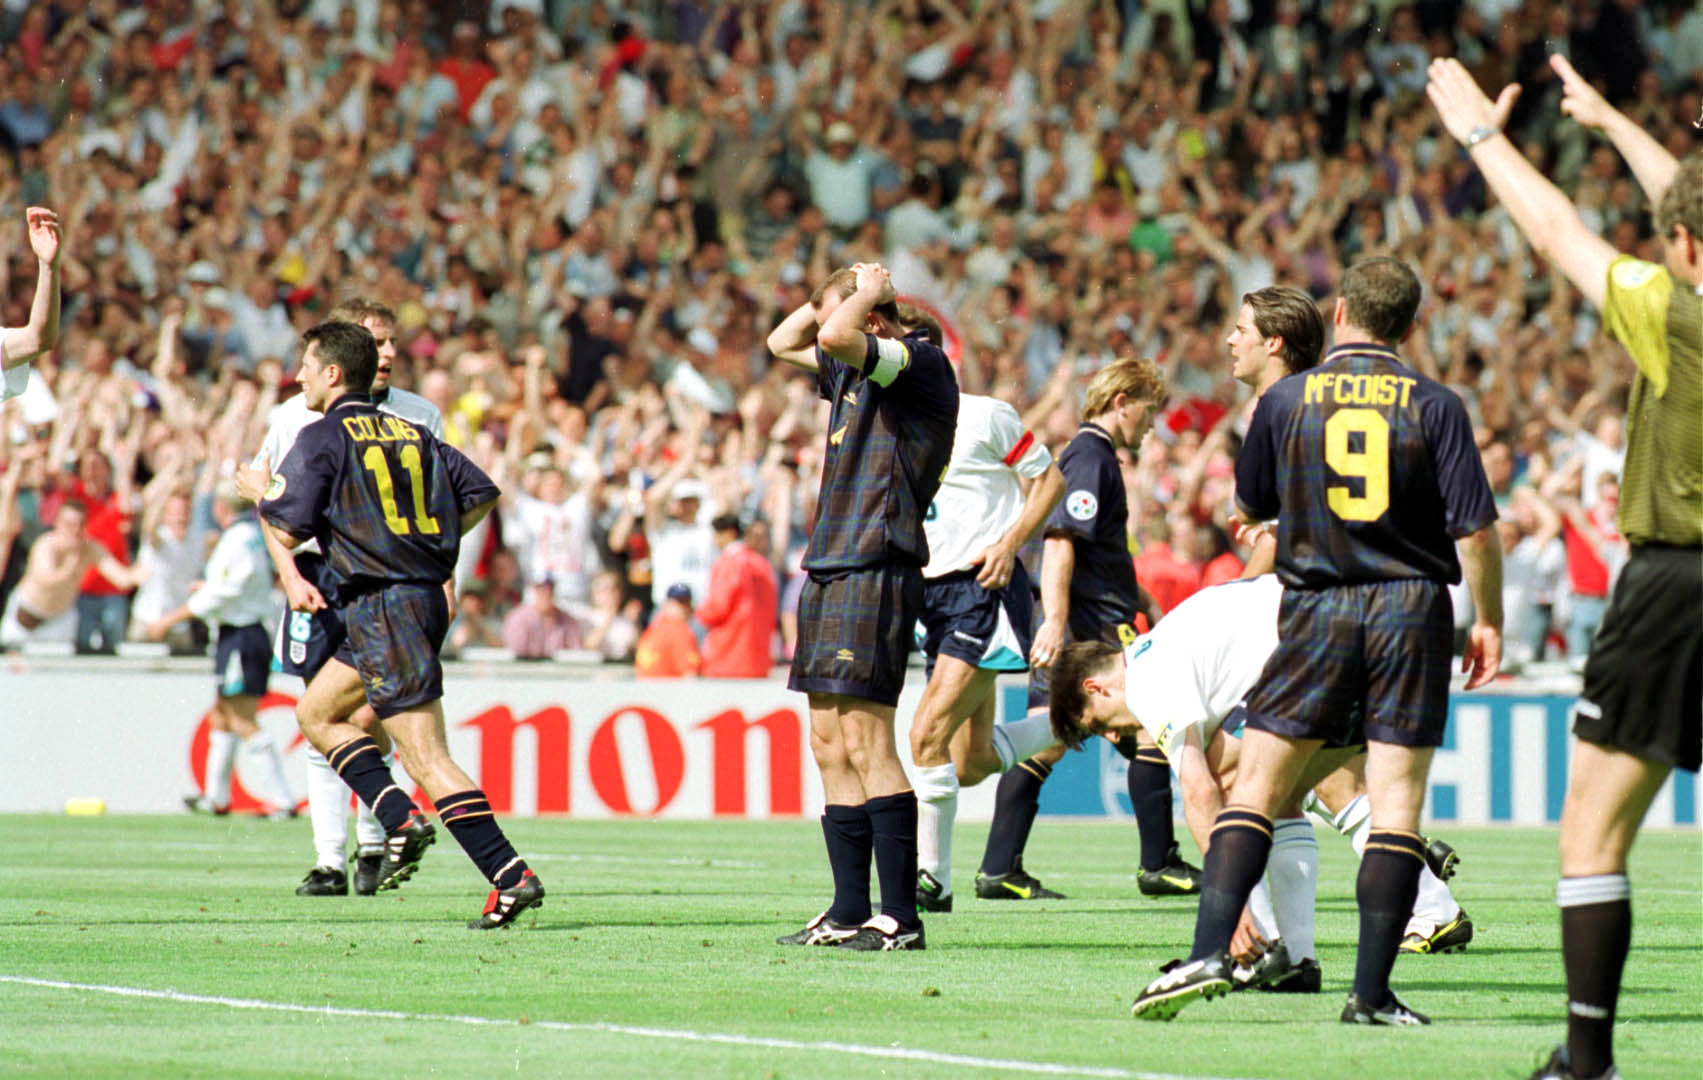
327, 298, 398, 327
810, 268, 902, 324
1082, 354, 1167, 421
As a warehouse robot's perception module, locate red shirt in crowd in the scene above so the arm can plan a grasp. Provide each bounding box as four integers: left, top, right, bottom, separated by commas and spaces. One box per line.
634, 611, 701, 679
42, 479, 132, 597
1562, 502, 1620, 599
1133, 542, 1201, 615
697, 540, 778, 678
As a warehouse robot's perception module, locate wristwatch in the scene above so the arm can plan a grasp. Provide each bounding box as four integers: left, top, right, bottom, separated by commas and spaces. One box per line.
1464, 125, 1499, 148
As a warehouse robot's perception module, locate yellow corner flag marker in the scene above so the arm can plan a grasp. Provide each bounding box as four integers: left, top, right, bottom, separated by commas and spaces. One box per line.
64, 798, 107, 816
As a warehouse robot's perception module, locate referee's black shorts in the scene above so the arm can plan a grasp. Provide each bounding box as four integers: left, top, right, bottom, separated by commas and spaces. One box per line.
1242, 579, 1453, 749
1574, 545, 1702, 773
789, 563, 923, 708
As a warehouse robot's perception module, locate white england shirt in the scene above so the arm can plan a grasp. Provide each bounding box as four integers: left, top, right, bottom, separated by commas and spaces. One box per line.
256, 387, 443, 556
509, 489, 602, 606
186, 519, 276, 628
922, 393, 1054, 578
1123, 574, 1282, 761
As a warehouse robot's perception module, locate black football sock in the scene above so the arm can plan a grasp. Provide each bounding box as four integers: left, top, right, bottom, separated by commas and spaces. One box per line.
978, 758, 1051, 876
1352, 830, 1427, 1006
327, 736, 413, 832
1558, 874, 1632, 1079
1188, 808, 1273, 962
1128, 750, 1177, 871
437, 790, 528, 888
866, 791, 921, 928
822, 803, 873, 925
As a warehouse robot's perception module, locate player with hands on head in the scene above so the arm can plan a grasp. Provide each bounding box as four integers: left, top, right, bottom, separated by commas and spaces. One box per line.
766, 261, 959, 951
1428, 55, 1702, 1080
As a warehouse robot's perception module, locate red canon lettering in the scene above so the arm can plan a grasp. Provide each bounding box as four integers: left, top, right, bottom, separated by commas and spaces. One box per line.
460, 705, 571, 814
696, 708, 804, 816
587, 706, 685, 815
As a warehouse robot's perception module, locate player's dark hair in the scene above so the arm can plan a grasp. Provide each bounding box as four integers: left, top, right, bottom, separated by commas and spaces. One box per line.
1656, 151, 1703, 245
1049, 641, 1122, 751
810, 268, 902, 324
1339, 256, 1422, 344
1242, 285, 1324, 375
302, 320, 379, 394
327, 297, 398, 327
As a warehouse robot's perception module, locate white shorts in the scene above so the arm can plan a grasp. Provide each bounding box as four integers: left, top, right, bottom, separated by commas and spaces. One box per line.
1, 591, 75, 648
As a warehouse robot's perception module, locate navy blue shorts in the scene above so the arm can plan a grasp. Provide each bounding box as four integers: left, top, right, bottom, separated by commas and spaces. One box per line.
214, 623, 271, 698
274, 553, 347, 679
789, 563, 923, 708
918, 559, 1034, 678
1243, 579, 1453, 748
343, 582, 451, 719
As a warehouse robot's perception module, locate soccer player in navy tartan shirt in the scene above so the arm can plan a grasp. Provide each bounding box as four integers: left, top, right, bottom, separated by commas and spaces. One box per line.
260, 321, 544, 929
766, 263, 959, 951
1131, 257, 1504, 1025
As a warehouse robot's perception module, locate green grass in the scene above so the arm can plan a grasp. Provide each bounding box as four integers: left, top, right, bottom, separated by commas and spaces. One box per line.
0, 816, 1698, 1079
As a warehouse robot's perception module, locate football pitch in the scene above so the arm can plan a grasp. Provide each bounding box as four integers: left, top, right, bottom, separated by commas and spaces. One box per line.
2, 816, 1698, 1079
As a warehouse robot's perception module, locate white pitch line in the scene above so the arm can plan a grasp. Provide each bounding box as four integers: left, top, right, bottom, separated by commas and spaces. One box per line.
0, 975, 1266, 1080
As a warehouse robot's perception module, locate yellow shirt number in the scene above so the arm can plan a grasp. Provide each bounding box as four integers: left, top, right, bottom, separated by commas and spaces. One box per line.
1324, 408, 1390, 522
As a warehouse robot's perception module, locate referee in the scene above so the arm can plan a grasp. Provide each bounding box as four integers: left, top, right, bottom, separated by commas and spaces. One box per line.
1429, 59, 1701, 1080
766, 263, 959, 951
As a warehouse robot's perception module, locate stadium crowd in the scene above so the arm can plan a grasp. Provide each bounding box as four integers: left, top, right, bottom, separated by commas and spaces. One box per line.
1, 0, 1700, 673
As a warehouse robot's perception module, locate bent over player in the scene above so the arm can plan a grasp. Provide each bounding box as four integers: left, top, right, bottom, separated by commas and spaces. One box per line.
1130, 257, 1503, 1025
766, 264, 958, 950
260, 321, 543, 929
1429, 57, 1702, 1080
910, 389, 1065, 912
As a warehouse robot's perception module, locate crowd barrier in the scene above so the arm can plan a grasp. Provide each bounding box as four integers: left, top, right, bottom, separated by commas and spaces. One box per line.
2, 658, 1695, 825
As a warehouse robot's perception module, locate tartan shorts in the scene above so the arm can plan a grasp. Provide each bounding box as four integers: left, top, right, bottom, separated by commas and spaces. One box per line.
343, 582, 451, 719
789, 563, 924, 708
1242, 579, 1454, 748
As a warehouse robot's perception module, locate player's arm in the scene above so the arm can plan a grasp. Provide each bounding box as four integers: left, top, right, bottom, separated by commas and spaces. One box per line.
258, 431, 336, 610
765, 301, 821, 373
0, 208, 63, 370
1456, 525, 1503, 690
1549, 55, 1679, 206
460, 494, 498, 534
1029, 534, 1074, 668
1425, 59, 1617, 310
976, 461, 1065, 590
1172, 726, 1226, 863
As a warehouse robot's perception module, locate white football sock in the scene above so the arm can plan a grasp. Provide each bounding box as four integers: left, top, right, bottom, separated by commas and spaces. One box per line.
1266, 816, 1319, 961
304, 746, 351, 870
206, 730, 238, 808
1247, 880, 1280, 942
353, 752, 393, 852
246, 732, 294, 811
990, 711, 1056, 771
1332, 791, 1370, 836
1406, 865, 1462, 935
913, 762, 959, 894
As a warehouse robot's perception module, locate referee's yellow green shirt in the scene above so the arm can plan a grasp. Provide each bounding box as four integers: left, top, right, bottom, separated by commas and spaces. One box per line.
1600, 256, 1703, 548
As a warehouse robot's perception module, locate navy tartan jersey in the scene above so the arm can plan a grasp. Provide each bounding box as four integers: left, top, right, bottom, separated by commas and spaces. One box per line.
802, 329, 959, 572
1235, 343, 1496, 589
1044, 423, 1140, 639
261, 394, 499, 590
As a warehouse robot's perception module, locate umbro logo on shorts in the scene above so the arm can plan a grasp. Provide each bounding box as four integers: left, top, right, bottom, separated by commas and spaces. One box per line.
835, 648, 855, 661
952, 630, 985, 645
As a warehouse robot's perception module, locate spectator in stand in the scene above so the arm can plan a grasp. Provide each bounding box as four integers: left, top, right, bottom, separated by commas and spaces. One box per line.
698, 513, 778, 678
566, 568, 641, 663
0, 499, 146, 649
634, 583, 700, 679
502, 574, 584, 659
53, 449, 138, 653
1548, 463, 1625, 668
445, 580, 504, 657
128, 477, 208, 654
1499, 487, 1567, 670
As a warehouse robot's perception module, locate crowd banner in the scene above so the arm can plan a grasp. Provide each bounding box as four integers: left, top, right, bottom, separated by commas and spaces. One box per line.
2, 662, 1695, 826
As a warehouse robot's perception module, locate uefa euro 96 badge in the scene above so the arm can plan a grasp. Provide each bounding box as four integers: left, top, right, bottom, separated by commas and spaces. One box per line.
1066, 490, 1098, 521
